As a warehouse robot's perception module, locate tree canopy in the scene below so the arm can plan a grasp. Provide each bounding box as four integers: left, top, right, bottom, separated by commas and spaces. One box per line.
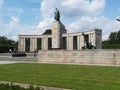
0, 36, 16, 46
102, 30, 120, 49
42, 29, 52, 35
0, 36, 18, 52
108, 30, 120, 44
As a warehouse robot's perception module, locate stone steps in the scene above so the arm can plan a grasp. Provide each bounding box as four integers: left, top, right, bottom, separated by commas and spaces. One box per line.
0, 57, 37, 62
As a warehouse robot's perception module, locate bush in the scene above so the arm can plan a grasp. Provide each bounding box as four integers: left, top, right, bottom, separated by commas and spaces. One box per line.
102, 43, 120, 49
0, 84, 43, 90
12, 53, 27, 57
0, 46, 14, 53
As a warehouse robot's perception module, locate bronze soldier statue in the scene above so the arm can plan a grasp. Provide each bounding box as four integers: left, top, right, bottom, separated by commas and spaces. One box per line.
54, 8, 60, 21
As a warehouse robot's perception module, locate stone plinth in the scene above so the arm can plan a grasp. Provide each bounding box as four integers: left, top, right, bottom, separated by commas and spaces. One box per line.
52, 21, 61, 49
52, 20, 66, 49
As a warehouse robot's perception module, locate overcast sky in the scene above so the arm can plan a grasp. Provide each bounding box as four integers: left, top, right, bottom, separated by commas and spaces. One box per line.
0, 0, 120, 41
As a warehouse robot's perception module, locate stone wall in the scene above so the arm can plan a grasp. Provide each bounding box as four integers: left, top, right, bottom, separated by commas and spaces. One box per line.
38, 49, 120, 66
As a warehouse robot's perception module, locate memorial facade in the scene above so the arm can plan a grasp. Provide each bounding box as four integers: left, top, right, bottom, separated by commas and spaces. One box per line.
18, 28, 102, 52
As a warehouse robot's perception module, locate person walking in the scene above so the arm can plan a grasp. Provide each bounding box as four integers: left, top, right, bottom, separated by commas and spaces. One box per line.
34, 49, 37, 57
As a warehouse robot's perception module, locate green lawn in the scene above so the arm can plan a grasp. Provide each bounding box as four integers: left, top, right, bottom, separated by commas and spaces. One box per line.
0, 63, 120, 90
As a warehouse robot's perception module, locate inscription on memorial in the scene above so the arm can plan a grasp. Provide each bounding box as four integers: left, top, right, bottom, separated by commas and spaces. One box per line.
52, 24, 58, 31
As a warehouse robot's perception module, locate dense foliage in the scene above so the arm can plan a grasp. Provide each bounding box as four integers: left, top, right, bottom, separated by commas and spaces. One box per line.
102, 30, 120, 49
0, 36, 17, 46
0, 36, 18, 53
0, 84, 43, 90
42, 29, 52, 35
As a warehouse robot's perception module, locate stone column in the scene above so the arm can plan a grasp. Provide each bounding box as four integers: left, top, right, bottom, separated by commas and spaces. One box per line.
95, 30, 102, 49
34, 38, 37, 50
90, 33, 95, 47
66, 36, 69, 50
99, 31, 102, 49
80, 35, 84, 49
67, 36, 73, 50
44, 37, 48, 50
41, 37, 48, 50
30, 38, 33, 52
41, 38, 44, 50
19, 38, 25, 52
77, 35, 80, 50
30, 38, 37, 52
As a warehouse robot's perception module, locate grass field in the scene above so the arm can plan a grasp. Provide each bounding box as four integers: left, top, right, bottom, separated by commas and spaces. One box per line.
0, 63, 120, 90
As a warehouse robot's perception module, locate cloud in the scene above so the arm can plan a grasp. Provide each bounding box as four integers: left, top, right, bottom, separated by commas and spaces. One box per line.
40, 0, 55, 18
67, 16, 120, 40
38, 0, 106, 33
15, 8, 24, 13
9, 16, 20, 29
38, 0, 109, 40
36, 18, 53, 33
36, 0, 56, 33
0, 16, 20, 40
5, 7, 24, 17
0, 0, 119, 42
60, 0, 105, 18
0, 23, 39, 41
38, 0, 120, 40
40, 0, 106, 19
3, 16, 52, 40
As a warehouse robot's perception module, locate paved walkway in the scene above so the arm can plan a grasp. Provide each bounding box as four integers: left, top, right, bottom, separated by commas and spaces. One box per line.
0, 61, 17, 64
0, 53, 38, 64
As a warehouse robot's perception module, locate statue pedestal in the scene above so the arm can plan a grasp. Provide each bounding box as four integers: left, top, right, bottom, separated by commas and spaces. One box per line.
52, 20, 66, 49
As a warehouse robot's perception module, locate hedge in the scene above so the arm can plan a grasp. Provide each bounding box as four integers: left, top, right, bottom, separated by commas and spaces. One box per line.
102, 43, 120, 49
0, 46, 14, 53
0, 84, 43, 90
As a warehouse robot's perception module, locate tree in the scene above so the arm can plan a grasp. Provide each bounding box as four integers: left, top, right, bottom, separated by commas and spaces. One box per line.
117, 30, 120, 42
108, 32, 117, 44
102, 30, 120, 49
0, 36, 18, 53
42, 29, 52, 35
0, 36, 16, 46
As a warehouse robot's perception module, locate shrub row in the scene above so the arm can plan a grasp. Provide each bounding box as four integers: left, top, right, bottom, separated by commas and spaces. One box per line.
0, 84, 43, 90
0, 46, 14, 53
102, 43, 120, 49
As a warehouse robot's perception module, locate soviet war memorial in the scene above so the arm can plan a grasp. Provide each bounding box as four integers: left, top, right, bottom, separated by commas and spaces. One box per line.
18, 8, 119, 66
18, 9, 102, 52
1, 0, 120, 90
